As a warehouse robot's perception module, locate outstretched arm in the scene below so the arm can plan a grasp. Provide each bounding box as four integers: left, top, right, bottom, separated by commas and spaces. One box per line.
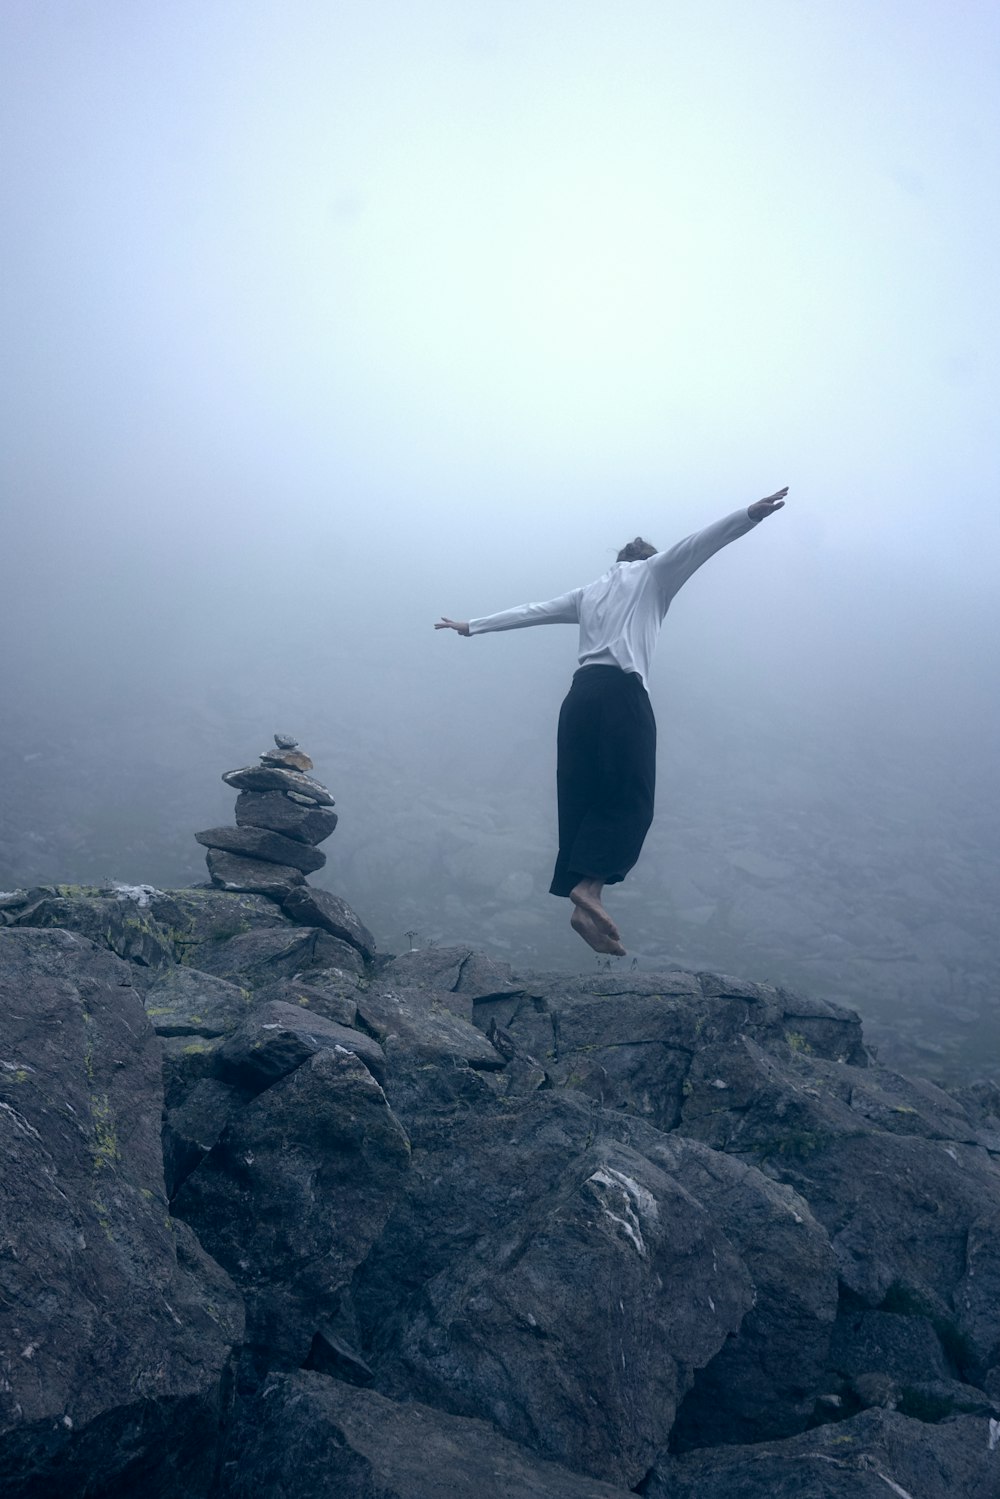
649, 486, 788, 603
434, 588, 582, 637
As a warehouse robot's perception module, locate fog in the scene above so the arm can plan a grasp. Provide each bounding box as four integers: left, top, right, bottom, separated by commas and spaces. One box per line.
2, 1, 998, 1078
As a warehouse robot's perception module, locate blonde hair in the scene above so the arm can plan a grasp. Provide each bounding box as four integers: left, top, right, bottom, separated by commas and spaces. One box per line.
617, 537, 657, 562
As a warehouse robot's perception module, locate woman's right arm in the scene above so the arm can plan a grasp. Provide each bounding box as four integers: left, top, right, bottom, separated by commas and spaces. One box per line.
435, 589, 581, 637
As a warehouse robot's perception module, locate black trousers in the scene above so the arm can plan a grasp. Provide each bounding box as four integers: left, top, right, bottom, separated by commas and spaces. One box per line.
549, 665, 656, 898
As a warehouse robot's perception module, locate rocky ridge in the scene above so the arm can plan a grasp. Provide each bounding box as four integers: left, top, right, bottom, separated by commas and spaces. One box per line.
2, 757, 1000, 1496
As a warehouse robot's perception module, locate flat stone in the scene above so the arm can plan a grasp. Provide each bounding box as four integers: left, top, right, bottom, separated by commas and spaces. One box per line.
205, 849, 305, 899
281, 885, 376, 961
260, 749, 314, 772
235, 791, 338, 845
222, 764, 335, 805
196, 825, 326, 873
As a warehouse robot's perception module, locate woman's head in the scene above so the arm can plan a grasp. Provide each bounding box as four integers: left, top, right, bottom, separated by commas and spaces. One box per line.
617, 537, 657, 562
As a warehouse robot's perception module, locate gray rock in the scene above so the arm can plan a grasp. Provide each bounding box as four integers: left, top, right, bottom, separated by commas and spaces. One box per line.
0, 928, 242, 1497
353, 1091, 753, 1487
632, 1129, 839, 1447
643, 1408, 1000, 1499
679, 1034, 1000, 1381
149, 888, 290, 957
143, 965, 251, 1037
205, 848, 306, 898
235, 790, 338, 845
260, 748, 314, 771
829, 1306, 952, 1387
164, 1076, 247, 1198
173, 1047, 409, 1364
380, 945, 520, 998
221, 1372, 636, 1499
215, 999, 387, 1090
10, 888, 175, 969
356, 984, 505, 1071
252, 973, 361, 1027
192, 924, 365, 985
281, 884, 376, 960
197, 825, 326, 873
160, 1033, 224, 1106
221, 764, 335, 804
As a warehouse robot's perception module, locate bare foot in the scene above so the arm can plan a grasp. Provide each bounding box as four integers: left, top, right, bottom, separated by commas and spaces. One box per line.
569, 880, 621, 942
571, 906, 626, 957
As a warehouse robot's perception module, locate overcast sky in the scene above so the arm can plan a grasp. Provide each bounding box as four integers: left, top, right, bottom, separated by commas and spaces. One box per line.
2, 0, 998, 814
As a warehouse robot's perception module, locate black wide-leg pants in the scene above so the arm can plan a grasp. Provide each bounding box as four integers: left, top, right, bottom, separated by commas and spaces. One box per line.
549, 665, 656, 898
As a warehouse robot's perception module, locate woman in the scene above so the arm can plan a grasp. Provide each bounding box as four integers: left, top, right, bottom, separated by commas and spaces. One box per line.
436, 487, 787, 954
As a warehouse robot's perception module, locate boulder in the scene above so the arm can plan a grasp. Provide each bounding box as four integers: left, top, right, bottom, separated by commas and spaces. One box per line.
643, 1408, 1000, 1499
251, 972, 361, 1027
9, 888, 175, 970
0, 928, 242, 1498
235, 790, 338, 845
627, 1127, 839, 1447
149, 888, 290, 958
205, 849, 305, 899
486, 972, 868, 1136
215, 999, 387, 1090
679, 1034, 1000, 1384
163, 1076, 247, 1199
355, 984, 505, 1071
143, 965, 251, 1037
220, 1372, 636, 1499
380, 945, 521, 999
281, 885, 376, 960
191, 925, 365, 986
221, 765, 335, 804
173, 1047, 410, 1364
352, 1091, 753, 1487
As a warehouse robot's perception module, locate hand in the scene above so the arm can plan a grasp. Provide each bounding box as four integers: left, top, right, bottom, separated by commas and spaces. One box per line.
435, 617, 470, 636
748, 487, 788, 521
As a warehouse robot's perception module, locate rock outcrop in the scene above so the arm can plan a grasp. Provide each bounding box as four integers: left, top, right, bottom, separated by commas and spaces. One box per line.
2, 877, 1000, 1498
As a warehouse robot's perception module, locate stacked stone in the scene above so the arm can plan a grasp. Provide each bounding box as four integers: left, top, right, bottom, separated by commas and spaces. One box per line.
195, 736, 338, 901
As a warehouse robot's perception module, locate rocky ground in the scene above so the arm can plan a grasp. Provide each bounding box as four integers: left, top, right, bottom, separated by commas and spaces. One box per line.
3, 687, 996, 1087
2, 879, 1000, 1497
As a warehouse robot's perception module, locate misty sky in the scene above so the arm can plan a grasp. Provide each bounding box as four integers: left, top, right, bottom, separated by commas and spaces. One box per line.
2, 2, 998, 898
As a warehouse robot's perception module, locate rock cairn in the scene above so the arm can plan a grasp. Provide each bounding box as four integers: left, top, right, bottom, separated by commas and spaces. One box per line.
195, 736, 338, 901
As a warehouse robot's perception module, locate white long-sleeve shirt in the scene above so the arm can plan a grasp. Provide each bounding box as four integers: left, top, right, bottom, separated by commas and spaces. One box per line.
468, 508, 760, 688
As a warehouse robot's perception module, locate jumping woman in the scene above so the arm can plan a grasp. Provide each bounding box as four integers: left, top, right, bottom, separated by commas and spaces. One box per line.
436, 487, 787, 955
